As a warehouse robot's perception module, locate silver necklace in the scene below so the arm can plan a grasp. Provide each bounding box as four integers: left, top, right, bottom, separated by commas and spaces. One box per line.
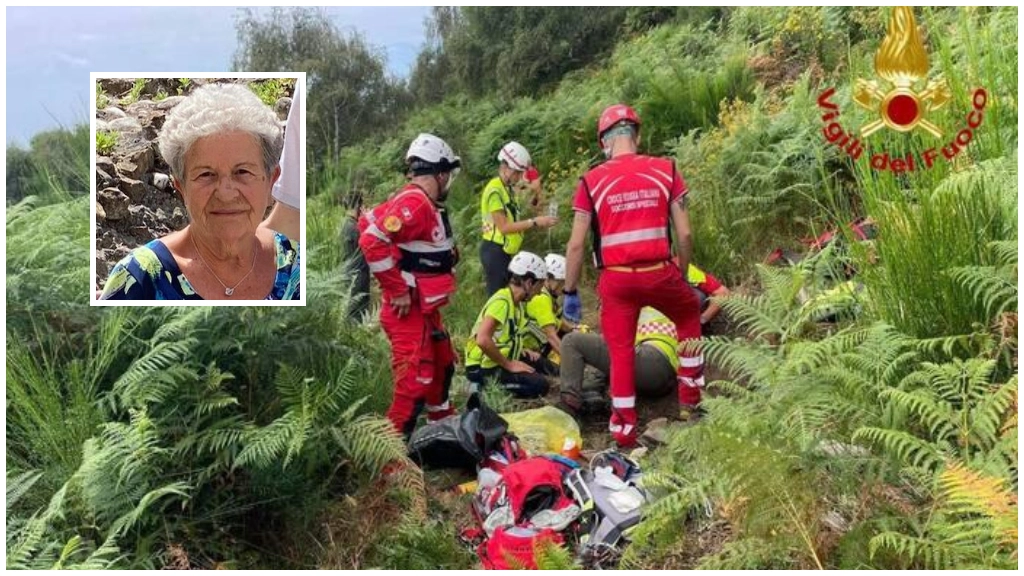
190, 234, 258, 297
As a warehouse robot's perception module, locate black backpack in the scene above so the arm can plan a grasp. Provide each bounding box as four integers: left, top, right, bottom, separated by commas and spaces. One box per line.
407, 394, 509, 470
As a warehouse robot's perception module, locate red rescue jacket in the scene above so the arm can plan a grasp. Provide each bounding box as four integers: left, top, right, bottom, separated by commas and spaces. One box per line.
358, 184, 458, 309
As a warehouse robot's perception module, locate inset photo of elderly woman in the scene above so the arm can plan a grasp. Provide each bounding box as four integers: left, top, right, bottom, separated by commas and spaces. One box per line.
91, 74, 304, 303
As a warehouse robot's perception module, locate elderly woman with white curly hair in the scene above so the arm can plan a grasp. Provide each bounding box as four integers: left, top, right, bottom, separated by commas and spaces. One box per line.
100, 82, 300, 300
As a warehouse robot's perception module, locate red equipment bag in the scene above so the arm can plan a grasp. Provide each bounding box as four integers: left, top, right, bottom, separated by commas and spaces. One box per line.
479, 526, 564, 569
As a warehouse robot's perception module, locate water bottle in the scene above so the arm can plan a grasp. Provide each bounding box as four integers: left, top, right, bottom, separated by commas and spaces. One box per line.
561, 436, 581, 460
548, 201, 558, 218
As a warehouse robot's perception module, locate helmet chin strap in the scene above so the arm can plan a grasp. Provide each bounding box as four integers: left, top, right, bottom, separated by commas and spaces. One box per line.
434, 173, 451, 201
601, 136, 614, 159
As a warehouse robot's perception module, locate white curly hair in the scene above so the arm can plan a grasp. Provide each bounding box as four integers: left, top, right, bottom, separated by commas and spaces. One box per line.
158, 82, 284, 182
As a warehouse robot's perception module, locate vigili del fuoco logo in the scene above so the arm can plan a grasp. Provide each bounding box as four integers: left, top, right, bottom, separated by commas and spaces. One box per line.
817, 7, 988, 173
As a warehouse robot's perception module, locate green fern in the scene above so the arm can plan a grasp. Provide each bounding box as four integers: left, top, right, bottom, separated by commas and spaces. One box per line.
852, 427, 946, 471
236, 358, 404, 475
948, 241, 1017, 319
331, 415, 407, 475
6, 310, 137, 501
7, 470, 43, 513
855, 359, 1014, 471
869, 461, 1018, 569
534, 538, 579, 569
110, 338, 198, 409
636, 258, 1019, 569
6, 474, 125, 570
73, 410, 190, 531
696, 537, 784, 569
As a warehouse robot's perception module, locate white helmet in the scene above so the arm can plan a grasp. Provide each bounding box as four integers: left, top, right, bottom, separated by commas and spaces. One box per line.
497, 141, 531, 172
544, 254, 566, 280
406, 133, 461, 172
508, 251, 546, 280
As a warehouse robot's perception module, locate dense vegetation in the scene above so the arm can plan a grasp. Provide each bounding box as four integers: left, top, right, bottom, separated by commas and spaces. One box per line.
7, 6, 1017, 569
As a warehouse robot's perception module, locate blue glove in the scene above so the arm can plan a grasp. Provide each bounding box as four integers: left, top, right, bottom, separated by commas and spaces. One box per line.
563, 291, 582, 324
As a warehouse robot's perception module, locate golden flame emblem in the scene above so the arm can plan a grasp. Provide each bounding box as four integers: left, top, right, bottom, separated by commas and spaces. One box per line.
854, 7, 951, 137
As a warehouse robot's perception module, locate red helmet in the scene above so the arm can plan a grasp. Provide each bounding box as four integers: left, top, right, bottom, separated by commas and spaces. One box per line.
597, 104, 641, 144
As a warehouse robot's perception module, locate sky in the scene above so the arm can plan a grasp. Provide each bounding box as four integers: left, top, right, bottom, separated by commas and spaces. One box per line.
5, 6, 430, 146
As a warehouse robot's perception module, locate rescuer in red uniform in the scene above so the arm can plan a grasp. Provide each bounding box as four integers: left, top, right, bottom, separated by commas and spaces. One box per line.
359, 133, 462, 439
563, 105, 704, 448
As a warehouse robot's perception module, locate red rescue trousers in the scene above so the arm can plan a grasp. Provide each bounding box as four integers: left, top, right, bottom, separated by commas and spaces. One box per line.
598, 262, 703, 444
380, 299, 456, 439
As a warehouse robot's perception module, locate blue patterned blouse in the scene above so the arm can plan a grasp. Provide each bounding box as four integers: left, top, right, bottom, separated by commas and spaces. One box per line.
100, 233, 300, 300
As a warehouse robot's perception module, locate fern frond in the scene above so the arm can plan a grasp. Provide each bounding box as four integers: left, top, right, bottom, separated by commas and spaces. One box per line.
111, 339, 198, 408
7, 470, 43, 512
109, 482, 192, 537
6, 483, 70, 569
50, 535, 84, 569
185, 422, 246, 456
706, 379, 753, 398
534, 537, 578, 569
900, 358, 996, 407
72, 535, 123, 569
999, 374, 1017, 438
969, 378, 1017, 450
697, 337, 776, 384
330, 415, 408, 475
794, 281, 863, 326
151, 307, 210, 343
911, 333, 978, 358
6, 514, 51, 569
853, 427, 946, 470
877, 388, 956, 441
235, 412, 300, 469
948, 265, 1017, 318
947, 238, 1018, 318
696, 537, 778, 569
869, 531, 955, 568
939, 463, 1017, 547
785, 326, 869, 374
323, 358, 361, 416
195, 364, 238, 416
275, 363, 309, 410
988, 240, 1017, 268
717, 293, 786, 340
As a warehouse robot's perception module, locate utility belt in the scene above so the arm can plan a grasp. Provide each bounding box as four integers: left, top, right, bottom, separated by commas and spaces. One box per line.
605, 261, 669, 273
400, 251, 455, 274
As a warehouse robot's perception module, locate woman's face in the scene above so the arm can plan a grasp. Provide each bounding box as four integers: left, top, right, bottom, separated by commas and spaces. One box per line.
177, 131, 280, 243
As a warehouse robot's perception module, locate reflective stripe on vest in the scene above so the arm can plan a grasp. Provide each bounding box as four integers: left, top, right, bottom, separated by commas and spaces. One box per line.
480, 177, 523, 255
364, 223, 389, 242
367, 256, 395, 273
601, 227, 668, 248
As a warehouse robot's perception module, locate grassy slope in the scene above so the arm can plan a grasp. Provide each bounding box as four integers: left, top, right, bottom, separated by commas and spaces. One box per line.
309, 6, 1018, 569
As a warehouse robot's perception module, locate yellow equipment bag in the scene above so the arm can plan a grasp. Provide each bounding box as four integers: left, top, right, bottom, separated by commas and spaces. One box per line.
500, 406, 583, 457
